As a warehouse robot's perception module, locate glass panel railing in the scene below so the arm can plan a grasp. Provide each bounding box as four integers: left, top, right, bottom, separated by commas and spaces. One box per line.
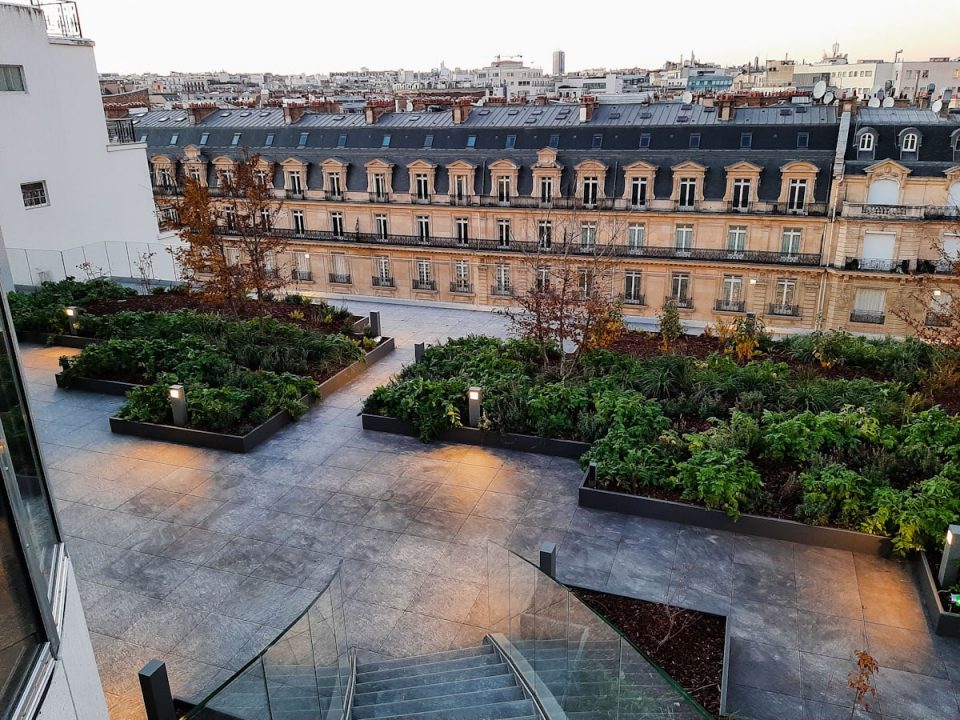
486, 541, 709, 720
181, 562, 349, 720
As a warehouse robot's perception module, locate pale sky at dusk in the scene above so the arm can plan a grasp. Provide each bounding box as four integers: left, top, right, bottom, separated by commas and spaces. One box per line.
62, 0, 960, 75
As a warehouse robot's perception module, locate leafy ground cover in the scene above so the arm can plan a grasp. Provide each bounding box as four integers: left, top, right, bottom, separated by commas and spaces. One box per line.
12, 280, 366, 435
363, 333, 960, 554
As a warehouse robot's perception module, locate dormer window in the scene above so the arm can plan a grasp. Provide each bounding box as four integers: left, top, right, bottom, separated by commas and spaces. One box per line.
952, 131, 960, 162
678, 178, 697, 209
787, 178, 808, 212
327, 172, 342, 198
859, 133, 874, 152
902, 133, 918, 153
497, 175, 511, 203
899, 129, 920, 160
582, 176, 599, 206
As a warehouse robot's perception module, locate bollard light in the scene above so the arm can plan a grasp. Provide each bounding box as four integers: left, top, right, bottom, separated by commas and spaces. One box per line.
939, 524, 960, 589
467, 386, 482, 427
168, 384, 187, 427
369, 310, 382, 339
414, 342, 425, 363
64, 306, 79, 335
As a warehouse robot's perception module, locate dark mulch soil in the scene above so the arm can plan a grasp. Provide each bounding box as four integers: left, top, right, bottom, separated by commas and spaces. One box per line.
83, 294, 359, 333
572, 587, 725, 716
925, 552, 960, 614
933, 384, 960, 416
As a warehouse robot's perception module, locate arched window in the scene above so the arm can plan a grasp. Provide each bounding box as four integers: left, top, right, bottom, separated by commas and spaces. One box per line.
858, 133, 874, 152
902, 133, 918, 153
866, 178, 900, 205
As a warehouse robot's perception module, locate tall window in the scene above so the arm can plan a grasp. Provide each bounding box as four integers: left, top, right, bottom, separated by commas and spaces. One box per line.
331, 253, 349, 282
720, 275, 743, 309
671, 273, 691, 303
454, 259, 470, 291
627, 224, 645, 253
580, 222, 597, 251
731, 179, 751, 210
675, 224, 694, 254
495, 264, 511, 293
455, 218, 470, 245
497, 219, 511, 248
787, 179, 808, 212
292, 209, 305, 235
678, 178, 697, 209
375, 256, 391, 283
781, 228, 802, 258
630, 177, 648, 207
260, 208, 271, 230
224, 207, 236, 230
727, 226, 747, 256
536, 266, 550, 290
852, 288, 886, 323
497, 175, 511, 203
578, 268, 594, 297
156, 167, 172, 187
375, 214, 388, 239
416, 215, 430, 242
288, 170, 303, 194
225, 247, 240, 266
294, 251, 310, 280
624, 270, 643, 303
254, 169, 267, 186
539, 176, 554, 204
416, 259, 432, 285
328, 173, 342, 197
773, 278, 797, 312
415, 173, 430, 200
453, 175, 469, 202
858, 133, 874, 154
582, 176, 599, 206
330, 211, 344, 237
373, 173, 387, 199
538, 220, 552, 249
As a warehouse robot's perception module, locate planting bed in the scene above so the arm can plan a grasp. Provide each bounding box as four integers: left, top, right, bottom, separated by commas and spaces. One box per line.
572, 587, 726, 716
913, 551, 960, 637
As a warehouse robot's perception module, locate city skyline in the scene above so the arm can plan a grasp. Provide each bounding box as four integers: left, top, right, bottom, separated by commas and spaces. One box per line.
70, 0, 959, 76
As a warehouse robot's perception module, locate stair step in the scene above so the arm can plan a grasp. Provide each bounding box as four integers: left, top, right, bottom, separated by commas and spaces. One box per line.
354, 672, 517, 707
353, 686, 527, 719
355, 663, 512, 694
357, 644, 493, 673
357, 653, 501, 683
373, 699, 538, 720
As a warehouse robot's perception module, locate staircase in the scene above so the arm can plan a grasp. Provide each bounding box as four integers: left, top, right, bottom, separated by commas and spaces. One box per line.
351, 641, 539, 720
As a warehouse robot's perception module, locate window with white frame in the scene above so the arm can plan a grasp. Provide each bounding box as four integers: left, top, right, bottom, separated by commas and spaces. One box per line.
260, 208, 271, 229
578, 268, 594, 297
416, 215, 430, 242
497, 175, 511, 203
375, 214, 388, 239
675, 224, 694, 254
455, 217, 469, 245
20, 181, 48, 208
731, 179, 751, 209
454, 259, 470, 291
330, 211, 344, 237
219, 169, 234, 186
781, 228, 802, 258
858, 132, 875, 154
292, 209, 305, 235
373, 173, 387, 198
630, 177, 648, 207
627, 224, 645, 252
288, 170, 303, 194
294, 251, 310, 279
156, 167, 172, 187
495, 264, 511, 293
375, 256, 391, 282
727, 226, 747, 255
580, 222, 597, 250
787, 179, 808, 212
901, 132, 918, 153
852, 288, 886, 322
414, 173, 430, 200
624, 270, 643, 303
255, 169, 268, 185
720, 275, 743, 309
453, 175, 469, 201
224, 207, 236, 230
538, 220, 552, 249
671, 273, 690, 302
582, 176, 599, 205
328, 173, 342, 197
773, 278, 797, 310
416, 259, 432, 284
191, 168, 203, 183
497, 219, 511, 248
536, 265, 550, 290
225, 247, 240, 266
331, 253, 349, 280
678, 178, 697, 208
539, 176, 553, 203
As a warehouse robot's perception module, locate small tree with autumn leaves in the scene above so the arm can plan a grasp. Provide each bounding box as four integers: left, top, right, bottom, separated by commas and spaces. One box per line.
171, 151, 287, 312
501, 218, 624, 376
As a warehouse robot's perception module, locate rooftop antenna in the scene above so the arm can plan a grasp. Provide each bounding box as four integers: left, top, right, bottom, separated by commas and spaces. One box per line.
882, 96, 895, 108
813, 80, 827, 100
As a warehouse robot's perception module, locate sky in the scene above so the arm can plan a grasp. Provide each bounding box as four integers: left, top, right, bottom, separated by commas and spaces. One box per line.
65, 0, 960, 75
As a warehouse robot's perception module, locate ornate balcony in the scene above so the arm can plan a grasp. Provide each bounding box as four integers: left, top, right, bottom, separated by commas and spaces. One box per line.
714, 299, 746, 313
667, 295, 694, 309
291, 270, 313, 282
842, 257, 910, 273
286, 189, 304, 200
328, 273, 351, 284
368, 192, 390, 203
767, 303, 801, 317
371, 276, 394, 288
850, 310, 885, 325
412, 279, 437, 291
842, 203, 926, 219
450, 281, 473, 294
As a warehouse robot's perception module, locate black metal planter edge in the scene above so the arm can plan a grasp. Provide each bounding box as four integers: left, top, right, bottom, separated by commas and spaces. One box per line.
54, 374, 142, 395
18, 330, 99, 348
317, 337, 395, 398
911, 552, 960, 637
360, 413, 591, 459
578, 467, 893, 556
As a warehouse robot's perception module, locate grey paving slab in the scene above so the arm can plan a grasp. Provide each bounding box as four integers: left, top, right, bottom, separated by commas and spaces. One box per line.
19, 300, 960, 720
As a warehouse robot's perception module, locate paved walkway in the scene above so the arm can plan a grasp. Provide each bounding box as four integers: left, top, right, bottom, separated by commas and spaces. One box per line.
19, 300, 960, 720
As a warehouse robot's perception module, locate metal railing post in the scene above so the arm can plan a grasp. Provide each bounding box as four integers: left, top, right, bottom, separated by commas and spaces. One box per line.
139, 659, 176, 720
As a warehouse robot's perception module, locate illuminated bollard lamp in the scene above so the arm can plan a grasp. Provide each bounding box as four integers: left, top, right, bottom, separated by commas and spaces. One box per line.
939, 524, 960, 591
168, 384, 188, 427
467, 386, 482, 428
64, 306, 80, 335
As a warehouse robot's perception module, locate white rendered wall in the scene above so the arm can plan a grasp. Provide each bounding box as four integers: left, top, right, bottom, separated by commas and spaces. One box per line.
0, 3, 181, 286
37, 561, 110, 720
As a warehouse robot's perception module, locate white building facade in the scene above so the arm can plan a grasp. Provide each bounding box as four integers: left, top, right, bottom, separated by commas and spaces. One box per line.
0, 1, 179, 289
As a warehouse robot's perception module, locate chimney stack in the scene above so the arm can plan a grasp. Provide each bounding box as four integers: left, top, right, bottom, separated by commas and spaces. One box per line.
452, 100, 472, 125
187, 103, 218, 125
282, 101, 306, 125
579, 96, 596, 123
717, 97, 735, 121
364, 100, 392, 125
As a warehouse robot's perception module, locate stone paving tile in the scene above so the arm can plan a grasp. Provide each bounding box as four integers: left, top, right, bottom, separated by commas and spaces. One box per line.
20, 302, 960, 720
729, 637, 802, 696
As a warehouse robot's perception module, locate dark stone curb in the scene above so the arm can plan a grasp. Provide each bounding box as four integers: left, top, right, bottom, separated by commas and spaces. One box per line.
912, 552, 960, 637
17, 330, 99, 348
54, 375, 140, 395
359, 414, 591, 459
317, 337, 395, 398
578, 465, 892, 556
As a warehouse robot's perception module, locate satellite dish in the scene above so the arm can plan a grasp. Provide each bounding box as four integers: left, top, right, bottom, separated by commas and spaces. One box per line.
823, 91, 835, 105
882, 97, 895, 108
868, 97, 881, 108
932, 99, 943, 113
681, 91, 693, 104
813, 80, 827, 99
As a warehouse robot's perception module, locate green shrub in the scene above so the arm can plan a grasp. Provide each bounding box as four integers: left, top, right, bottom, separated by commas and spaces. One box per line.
795, 464, 874, 528
674, 448, 762, 519
863, 467, 960, 554
8, 278, 135, 333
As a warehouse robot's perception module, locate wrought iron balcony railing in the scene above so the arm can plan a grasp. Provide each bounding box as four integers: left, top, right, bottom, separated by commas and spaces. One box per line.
915, 259, 956, 275
925, 312, 950, 327
368, 192, 390, 203
622, 294, 646, 306
490, 285, 513, 297
291, 270, 313, 281
767, 303, 801, 317
286, 189, 305, 200
850, 310, 885, 325
450, 281, 473, 294
842, 257, 910, 273
667, 295, 694, 309
412, 279, 437, 291
371, 276, 394, 288
328, 273, 351, 284
714, 299, 746, 313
